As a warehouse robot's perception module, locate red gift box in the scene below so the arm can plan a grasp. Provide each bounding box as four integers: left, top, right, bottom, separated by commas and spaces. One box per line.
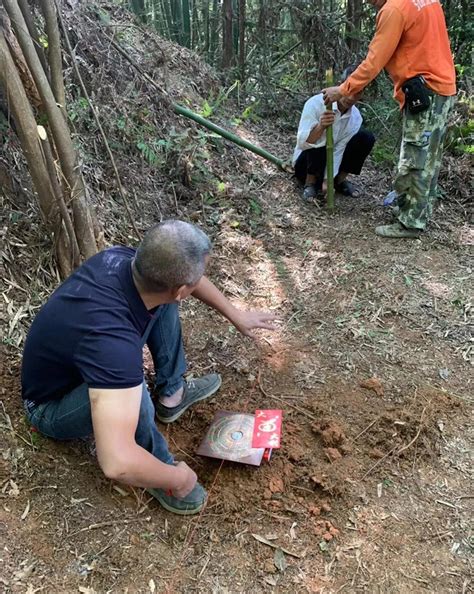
252, 409, 283, 449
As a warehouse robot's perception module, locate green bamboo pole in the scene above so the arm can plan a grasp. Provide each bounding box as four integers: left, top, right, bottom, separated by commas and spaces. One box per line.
173, 102, 288, 169
209, 0, 219, 64
104, 32, 289, 170
160, 0, 174, 40
232, 0, 239, 57
181, 0, 191, 48
325, 68, 335, 212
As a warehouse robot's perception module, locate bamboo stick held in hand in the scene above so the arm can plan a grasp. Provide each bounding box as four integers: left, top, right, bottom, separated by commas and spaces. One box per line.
325, 69, 335, 212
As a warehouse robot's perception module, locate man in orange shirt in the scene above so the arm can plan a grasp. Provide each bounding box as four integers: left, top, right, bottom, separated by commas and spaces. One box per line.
323, 0, 456, 238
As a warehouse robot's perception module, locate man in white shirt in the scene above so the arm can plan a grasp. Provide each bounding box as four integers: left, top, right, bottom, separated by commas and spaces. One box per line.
293, 67, 375, 201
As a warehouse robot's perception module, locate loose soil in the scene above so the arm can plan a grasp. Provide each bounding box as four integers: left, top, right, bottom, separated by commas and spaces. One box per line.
1, 3, 472, 592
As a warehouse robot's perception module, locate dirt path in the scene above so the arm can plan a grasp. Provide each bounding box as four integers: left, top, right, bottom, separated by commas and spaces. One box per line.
1, 120, 472, 593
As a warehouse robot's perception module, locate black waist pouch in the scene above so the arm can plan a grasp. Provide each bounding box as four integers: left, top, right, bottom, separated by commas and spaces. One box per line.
402, 76, 432, 114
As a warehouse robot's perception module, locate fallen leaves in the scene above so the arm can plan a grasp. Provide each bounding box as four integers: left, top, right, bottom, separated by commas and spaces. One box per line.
273, 548, 287, 572
251, 533, 303, 558
20, 500, 30, 520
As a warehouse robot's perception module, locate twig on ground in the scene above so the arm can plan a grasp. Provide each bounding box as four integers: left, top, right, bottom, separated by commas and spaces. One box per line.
67, 518, 139, 537
399, 570, 430, 585
351, 418, 378, 442
361, 445, 399, 480
198, 547, 213, 579
397, 405, 427, 455
435, 499, 458, 509
168, 435, 202, 464
251, 533, 303, 558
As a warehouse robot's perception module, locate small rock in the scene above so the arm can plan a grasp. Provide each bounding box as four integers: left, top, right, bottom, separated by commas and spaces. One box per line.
322, 532, 333, 541
264, 559, 277, 574
360, 376, 384, 397
269, 477, 284, 493
324, 447, 342, 462
438, 368, 450, 381
369, 448, 385, 459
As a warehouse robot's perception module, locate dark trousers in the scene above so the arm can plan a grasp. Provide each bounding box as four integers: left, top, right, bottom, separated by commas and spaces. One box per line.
294, 129, 375, 185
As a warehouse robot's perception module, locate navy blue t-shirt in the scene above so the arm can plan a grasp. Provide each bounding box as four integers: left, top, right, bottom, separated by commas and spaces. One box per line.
21, 247, 153, 403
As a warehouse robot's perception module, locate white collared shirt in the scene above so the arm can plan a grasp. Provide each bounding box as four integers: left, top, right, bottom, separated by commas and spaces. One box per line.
292, 94, 362, 178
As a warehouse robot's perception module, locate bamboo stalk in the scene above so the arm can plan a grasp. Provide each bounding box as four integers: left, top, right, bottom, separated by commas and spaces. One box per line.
181, 0, 191, 48
40, 0, 66, 116
5, 0, 98, 259
102, 32, 289, 170
325, 68, 335, 212
173, 103, 288, 169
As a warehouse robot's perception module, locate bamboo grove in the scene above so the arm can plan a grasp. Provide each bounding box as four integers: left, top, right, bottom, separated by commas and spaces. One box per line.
126, 0, 472, 94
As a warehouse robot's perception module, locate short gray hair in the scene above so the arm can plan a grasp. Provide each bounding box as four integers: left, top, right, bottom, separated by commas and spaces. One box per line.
133, 220, 212, 292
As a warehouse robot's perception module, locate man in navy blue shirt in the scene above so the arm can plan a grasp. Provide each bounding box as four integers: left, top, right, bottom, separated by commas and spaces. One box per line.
22, 220, 277, 515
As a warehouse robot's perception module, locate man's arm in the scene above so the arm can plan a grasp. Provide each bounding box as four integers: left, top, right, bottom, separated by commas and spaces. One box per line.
305, 111, 336, 144
323, 6, 405, 103
191, 276, 277, 339
89, 385, 196, 497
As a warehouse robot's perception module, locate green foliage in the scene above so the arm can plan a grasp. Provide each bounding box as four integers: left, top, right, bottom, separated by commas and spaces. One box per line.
165, 127, 213, 184
447, 117, 474, 155
249, 198, 262, 216
136, 138, 167, 166
198, 81, 240, 118
371, 143, 397, 165
0, 110, 10, 136
68, 96, 91, 123
232, 100, 260, 125
126, 0, 471, 118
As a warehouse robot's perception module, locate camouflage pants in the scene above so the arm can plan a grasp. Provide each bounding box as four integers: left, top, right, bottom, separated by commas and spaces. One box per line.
395, 94, 455, 230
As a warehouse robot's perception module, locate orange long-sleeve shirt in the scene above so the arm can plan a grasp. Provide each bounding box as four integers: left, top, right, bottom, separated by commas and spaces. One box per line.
340, 0, 456, 106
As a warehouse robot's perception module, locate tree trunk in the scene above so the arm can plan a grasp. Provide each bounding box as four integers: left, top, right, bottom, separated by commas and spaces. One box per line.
160, 0, 174, 40
203, 0, 209, 55
129, 0, 146, 21
40, 0, 66, 115
170, 0, 183, 44
222, 0, 233, 68
232, 0, 239, 57
4, 0, 98, 260
17, 0, 50, 78
0, 31, 74, 276
181, 0, 191, 48
238, 0, 245, 79
346, 0, 362, 53
209, 0, 219, 64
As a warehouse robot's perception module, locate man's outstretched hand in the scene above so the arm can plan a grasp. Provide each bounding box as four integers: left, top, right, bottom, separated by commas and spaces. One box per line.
231, 310, 279, 339
322, 85, 343, 105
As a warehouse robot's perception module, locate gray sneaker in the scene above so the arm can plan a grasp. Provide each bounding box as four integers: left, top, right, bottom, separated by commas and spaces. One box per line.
155, 373, 222, 423
303, 184, 319, 201
375, 222, 422, 238
147, 482, 207, 515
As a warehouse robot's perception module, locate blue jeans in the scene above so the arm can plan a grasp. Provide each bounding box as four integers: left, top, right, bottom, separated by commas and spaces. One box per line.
24, 303, 186, 464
